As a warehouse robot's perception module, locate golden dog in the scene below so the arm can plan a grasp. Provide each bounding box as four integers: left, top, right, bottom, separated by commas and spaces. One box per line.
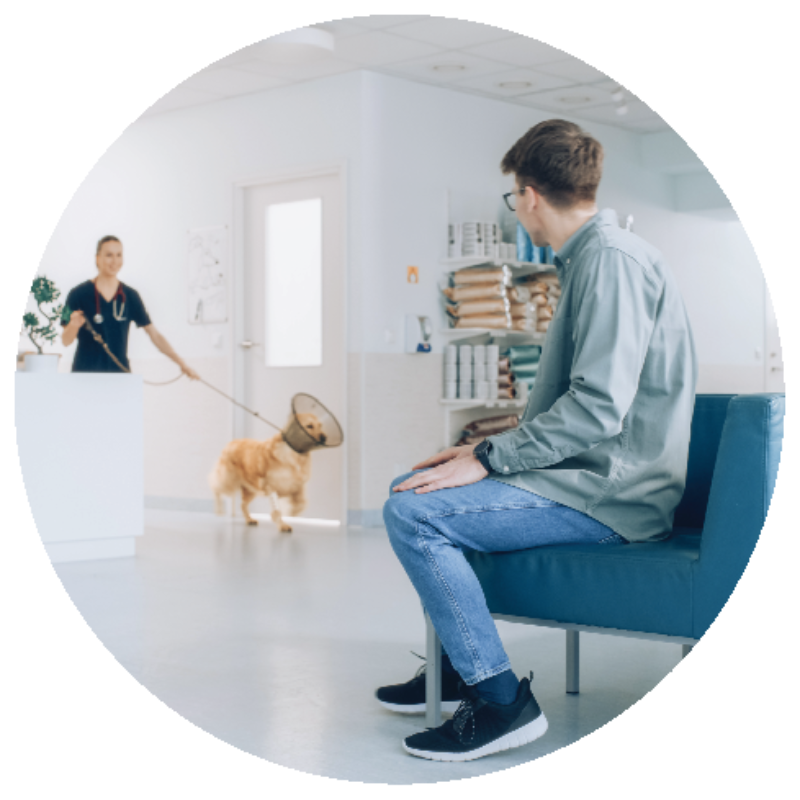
209, 412, 325, 532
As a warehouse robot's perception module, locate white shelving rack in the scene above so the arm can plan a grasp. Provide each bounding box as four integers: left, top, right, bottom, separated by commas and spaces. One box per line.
439, 257, 557, 449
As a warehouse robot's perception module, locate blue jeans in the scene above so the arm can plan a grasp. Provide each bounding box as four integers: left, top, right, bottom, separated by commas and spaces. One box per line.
383, 469, 628, 686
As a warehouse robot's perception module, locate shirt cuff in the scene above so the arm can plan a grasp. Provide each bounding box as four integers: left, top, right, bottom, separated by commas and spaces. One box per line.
486, 434, 519, 475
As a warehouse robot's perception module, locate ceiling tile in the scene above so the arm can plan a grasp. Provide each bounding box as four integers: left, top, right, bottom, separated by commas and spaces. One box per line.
450, 67, 573, 97
210, 43, 273, 68
332, 30, 444, 65
378, 51, 510, 85
180, 67, 289, 96
462, 35, 569, 67
227, 57, 359, 82
343, 14, 433, 29
514, 84, 618, 112
533, 57, 611, 84
386, 17, 512, 49
592, 78, 640, 101
313, 19, 371, 38
142, 87, 226, 116
569, 99, 666, 128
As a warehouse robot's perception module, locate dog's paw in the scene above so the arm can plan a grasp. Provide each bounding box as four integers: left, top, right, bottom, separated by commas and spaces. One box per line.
280, 525, 293, 533
246, 519, 258, 526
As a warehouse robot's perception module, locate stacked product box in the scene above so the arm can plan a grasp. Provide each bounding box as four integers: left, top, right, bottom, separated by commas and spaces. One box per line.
442, 342, 520, 401
448, 221, 513, 260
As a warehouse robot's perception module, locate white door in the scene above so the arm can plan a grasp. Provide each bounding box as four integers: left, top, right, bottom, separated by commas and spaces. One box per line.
765, 287, 785, 393
239, 171, 346, 522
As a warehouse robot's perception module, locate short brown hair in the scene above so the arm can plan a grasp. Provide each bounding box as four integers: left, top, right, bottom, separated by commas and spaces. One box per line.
500, 119, 603, 209
96, 235, 121, 255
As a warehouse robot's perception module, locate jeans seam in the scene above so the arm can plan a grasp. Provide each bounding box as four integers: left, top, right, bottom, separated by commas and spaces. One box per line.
415, 519, 485, 679
465, 661, 514, 685
418, 501, 559, 523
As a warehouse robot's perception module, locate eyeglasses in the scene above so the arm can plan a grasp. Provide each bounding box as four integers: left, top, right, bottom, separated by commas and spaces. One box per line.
503, 187, 528, 212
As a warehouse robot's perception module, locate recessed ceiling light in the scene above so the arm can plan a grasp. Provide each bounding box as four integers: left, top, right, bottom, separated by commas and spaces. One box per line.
431, 64, 467, 73
615, 104, 629, 115
558, 95, 594, 105
498, 81, 533, 90
611, 87, 625, 102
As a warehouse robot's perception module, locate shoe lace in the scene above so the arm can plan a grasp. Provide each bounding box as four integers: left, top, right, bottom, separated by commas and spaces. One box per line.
451, 689, 478, 744
410, 651, 428, 681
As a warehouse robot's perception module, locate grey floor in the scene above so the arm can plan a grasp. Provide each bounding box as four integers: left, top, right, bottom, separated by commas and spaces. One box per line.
53, 509, 686, 784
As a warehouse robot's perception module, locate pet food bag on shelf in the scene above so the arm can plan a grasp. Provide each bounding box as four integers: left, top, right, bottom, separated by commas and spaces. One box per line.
509, 301, 538, 320
511, 318, 538, 331
442, 282, 507, 302
508, 345, 542, 365
464, 413, 520, 436
517, 271, 560, 289
508, 282, 549, 301
455, 413, 520, 446
452, 264, 512, 286
453, 297, 510, 317
454, 314, 512, 330
513, 363, 540, 380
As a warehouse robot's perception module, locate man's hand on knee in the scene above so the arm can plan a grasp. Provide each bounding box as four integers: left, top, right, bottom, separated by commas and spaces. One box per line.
394, 450, 487, 494
411, 445, 476, 472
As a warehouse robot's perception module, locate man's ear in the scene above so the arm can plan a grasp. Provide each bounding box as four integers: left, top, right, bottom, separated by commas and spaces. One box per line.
522, 184, 539, 212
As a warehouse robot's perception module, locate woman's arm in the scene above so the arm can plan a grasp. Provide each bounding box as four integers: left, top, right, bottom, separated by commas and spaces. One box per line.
61, 309, 86, 347
142, 324, 200, 380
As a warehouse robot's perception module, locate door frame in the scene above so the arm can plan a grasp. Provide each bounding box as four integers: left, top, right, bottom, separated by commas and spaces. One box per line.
230, 161, 349, 523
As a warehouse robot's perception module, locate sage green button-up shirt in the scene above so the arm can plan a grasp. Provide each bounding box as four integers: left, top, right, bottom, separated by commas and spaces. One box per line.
486, 209, 698, 543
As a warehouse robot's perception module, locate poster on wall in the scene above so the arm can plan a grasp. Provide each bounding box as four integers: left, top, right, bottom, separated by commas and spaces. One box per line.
187, 225, 228, 324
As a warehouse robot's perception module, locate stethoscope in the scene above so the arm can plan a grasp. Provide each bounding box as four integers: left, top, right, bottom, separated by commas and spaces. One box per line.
93, 280, 127, 324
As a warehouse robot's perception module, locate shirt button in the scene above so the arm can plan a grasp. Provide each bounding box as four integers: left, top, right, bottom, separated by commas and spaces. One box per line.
566, 258, 571, 264
503, 466, 509, 473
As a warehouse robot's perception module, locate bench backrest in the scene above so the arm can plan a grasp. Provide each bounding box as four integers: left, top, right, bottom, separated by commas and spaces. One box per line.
672, 394, 736, 531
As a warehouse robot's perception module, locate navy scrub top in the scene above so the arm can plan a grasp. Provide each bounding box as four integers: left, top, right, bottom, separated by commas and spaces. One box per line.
60, 280, 151, 372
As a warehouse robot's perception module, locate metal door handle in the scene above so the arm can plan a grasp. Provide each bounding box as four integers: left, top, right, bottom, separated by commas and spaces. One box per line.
240, 340, 260, 348
771, 367, 783, 372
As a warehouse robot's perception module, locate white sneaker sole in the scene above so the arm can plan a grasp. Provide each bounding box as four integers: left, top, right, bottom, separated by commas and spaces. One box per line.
403, 711, 549, 761
378, 699, 461, 715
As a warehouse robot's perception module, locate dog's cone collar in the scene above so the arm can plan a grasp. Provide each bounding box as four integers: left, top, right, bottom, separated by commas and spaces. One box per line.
281, 393, 344, 454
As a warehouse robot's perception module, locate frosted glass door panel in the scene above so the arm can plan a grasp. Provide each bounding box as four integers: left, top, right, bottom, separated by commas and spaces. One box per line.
265, 198, 322, 367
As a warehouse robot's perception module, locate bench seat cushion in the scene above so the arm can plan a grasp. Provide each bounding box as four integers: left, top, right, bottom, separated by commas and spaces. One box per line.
464, 528, 701, 639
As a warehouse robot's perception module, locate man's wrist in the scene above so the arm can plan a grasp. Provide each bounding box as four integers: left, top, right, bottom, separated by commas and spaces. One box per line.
473, 439, 495, 474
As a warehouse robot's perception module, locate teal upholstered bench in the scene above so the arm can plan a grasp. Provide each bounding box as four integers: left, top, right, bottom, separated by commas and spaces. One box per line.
424, 393, 785, 727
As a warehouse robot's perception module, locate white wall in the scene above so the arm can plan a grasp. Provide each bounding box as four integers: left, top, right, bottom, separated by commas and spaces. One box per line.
34, 71, 365, 505
353, 72, 769, 514
28, 68, 771, 517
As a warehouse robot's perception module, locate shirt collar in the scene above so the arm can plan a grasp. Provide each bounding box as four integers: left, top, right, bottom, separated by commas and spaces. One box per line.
553, 208, 618, 269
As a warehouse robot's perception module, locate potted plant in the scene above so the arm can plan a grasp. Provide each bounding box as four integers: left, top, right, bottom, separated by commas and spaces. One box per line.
21, 276, 67, 372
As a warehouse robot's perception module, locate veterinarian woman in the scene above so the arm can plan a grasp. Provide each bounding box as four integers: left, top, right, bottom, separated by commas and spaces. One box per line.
60, 235, 200, 379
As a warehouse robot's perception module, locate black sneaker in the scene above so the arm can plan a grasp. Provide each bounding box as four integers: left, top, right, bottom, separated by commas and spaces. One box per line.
402, 671, 548, 762
375, 652, 463, 715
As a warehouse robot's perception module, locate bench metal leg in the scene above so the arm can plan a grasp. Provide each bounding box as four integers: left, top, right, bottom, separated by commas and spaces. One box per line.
682, 644, 693, 659
425, 610, 442, 728
566, 629, 580, 694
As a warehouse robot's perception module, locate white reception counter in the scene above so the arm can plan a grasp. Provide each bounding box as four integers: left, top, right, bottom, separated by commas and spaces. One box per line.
15, 373, 143, 563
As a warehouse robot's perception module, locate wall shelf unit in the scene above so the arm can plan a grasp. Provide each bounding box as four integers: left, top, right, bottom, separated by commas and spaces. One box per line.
440, 197, 556, 449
